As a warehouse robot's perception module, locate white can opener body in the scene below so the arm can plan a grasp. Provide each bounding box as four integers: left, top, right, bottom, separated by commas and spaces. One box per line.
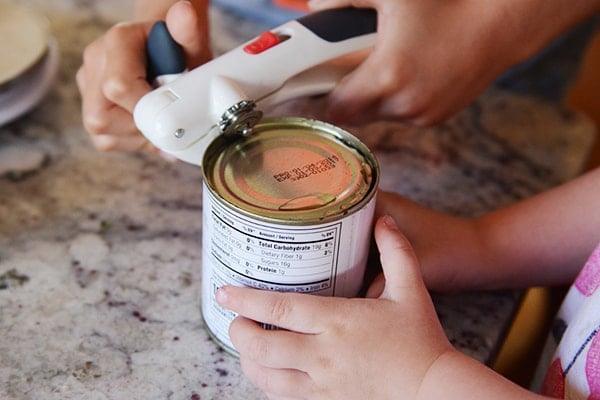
133, 8, 377, 165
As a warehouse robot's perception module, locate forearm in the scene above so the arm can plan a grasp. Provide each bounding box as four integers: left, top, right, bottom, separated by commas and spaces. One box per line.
379, 168, 600, 292
489, 0, 600, 66
418, 350, 550, 400
474, 167, 600, 289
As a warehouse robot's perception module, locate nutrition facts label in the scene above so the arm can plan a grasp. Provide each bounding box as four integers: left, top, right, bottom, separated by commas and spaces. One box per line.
205, 191, 341, 293
201, 181, 375, 354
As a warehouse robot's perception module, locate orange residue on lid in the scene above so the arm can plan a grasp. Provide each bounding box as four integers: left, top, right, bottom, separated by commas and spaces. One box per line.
273, 0, 309, 12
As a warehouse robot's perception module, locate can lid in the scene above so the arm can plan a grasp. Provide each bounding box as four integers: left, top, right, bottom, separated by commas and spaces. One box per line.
204, 118, 377, 222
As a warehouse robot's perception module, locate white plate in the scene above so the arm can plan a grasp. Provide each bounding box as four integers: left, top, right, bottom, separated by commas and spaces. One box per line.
0, 37, 60, 127
0, 2, 50, 86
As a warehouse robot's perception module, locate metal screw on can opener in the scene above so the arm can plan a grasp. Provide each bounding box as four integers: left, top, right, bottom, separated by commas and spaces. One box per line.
218, 100, 263, 137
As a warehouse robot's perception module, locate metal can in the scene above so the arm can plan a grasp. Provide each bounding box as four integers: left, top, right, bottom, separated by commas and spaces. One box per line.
201, 117, 379, 355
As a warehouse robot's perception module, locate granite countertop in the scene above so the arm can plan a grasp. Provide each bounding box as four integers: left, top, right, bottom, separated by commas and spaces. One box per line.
0, 2, 597, 400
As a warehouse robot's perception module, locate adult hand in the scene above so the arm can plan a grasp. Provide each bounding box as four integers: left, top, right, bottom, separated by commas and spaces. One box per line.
216, 215, 454, 400
76, 0, 211, 152
307, 0, 536, 126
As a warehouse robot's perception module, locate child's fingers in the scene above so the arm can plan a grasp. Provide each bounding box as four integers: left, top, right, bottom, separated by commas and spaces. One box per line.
229, 316, 314, 371
365, 272, 385, 298
374, 215, 427, 300
239, 355, 312, 399
216, 286, 328, 334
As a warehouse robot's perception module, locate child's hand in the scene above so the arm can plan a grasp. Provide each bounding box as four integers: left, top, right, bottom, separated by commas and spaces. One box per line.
216, 215, 455, 400
369, 190, 480, 294
76, 0, 211, 152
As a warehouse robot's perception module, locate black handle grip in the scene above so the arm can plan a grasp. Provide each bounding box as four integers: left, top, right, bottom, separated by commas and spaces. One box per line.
146, 21, 186, 83
145, 8, 376, 83
296, 7, 377, 42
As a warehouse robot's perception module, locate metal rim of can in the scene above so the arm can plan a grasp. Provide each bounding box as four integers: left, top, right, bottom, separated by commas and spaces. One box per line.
202, 117, 379, 224
201, 313, 241, 358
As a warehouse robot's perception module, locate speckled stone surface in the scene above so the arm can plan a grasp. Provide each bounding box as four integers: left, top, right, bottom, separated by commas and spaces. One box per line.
0, 2, 597, 400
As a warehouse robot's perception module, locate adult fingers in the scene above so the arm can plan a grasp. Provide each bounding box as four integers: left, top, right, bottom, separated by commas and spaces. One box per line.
102, 22, 154, 113
90, 133, 148, 152
166, 0, 212, 68
77, 39, 143, 140
324, 13, 417, 123
79, 91, 140, 138
308, 0, 374, 11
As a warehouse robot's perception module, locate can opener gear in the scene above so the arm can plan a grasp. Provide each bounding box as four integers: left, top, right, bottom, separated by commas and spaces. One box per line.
133, 7, 377, 165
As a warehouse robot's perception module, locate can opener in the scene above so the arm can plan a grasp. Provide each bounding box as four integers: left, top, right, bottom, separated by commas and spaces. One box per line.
133, 8, 377, 165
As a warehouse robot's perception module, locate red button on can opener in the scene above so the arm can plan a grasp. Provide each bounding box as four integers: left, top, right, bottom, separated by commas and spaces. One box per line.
133, 8, 377, 165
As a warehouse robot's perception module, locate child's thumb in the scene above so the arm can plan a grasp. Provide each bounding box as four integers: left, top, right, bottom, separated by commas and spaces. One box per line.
375, 215, 427, 300
166, 0, 212, 69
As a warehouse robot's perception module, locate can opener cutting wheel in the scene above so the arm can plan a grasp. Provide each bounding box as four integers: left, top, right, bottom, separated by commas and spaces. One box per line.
133, 8, 377, 165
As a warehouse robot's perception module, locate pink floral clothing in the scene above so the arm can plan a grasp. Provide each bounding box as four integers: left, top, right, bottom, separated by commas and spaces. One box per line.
533, 243, 600, 399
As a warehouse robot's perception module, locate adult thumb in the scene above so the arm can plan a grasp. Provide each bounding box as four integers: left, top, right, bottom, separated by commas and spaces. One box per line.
166, 0, 212, 69
375, 215, 428, 300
